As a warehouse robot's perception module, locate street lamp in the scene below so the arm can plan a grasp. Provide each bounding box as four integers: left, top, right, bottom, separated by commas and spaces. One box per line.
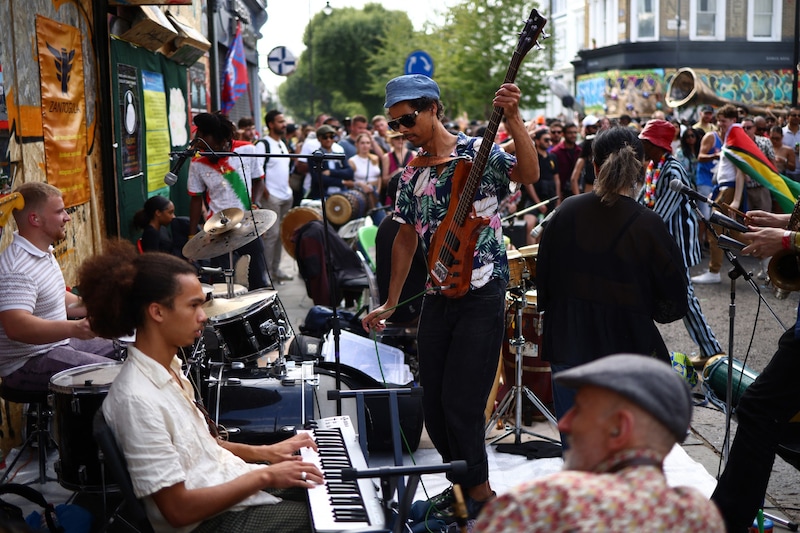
309, 1, 333, 120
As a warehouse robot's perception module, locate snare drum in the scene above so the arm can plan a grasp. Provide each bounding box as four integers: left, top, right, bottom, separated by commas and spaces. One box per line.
501, 291, 552, 404
50, 362, 123, 491
204, 289, 291, 363
326, 190, 370, 226
281, 206, 322, 258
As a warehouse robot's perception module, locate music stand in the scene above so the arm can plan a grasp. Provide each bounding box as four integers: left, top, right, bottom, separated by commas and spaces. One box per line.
485, 285, 560, 447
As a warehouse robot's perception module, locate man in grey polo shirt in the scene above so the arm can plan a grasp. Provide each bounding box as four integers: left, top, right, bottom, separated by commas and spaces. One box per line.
0, 182, 116, 392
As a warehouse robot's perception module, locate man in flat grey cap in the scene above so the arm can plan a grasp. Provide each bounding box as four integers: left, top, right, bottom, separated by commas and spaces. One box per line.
363, 73, 539, 522
476, 354, 724, 532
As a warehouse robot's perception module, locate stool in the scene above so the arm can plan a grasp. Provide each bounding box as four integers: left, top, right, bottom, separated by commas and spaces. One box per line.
0, 383, 54, 485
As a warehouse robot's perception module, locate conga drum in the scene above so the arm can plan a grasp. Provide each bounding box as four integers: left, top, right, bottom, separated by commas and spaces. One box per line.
326, 190, 369, 226
281, 206, 322, 258
501, 290, 552, 404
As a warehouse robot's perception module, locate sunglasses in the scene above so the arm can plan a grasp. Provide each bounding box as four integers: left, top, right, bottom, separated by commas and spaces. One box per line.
388, 111, 420, 132
791, 113, 800, 117
541, 137, 552, 143
551, 130, 563, 134
319, 133, 336, 140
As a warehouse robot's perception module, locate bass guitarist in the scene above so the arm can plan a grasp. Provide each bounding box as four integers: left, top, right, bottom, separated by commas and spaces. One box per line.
362, 73, 539, 522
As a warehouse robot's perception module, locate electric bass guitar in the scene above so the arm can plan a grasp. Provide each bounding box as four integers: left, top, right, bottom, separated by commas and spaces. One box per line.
427, 9, 547, 298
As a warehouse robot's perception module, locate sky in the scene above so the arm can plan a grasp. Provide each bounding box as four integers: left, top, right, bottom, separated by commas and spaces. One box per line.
256, 0, 462, 92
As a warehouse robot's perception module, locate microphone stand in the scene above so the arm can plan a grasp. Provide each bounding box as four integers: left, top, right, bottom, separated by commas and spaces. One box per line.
689, 198, 788, 466
308, 149, 348, 417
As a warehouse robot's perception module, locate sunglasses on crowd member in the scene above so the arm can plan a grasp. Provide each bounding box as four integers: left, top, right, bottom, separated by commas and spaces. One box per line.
551, 129, 563, 134
319, 133, 336, 140
791, 113, 800, 118
388, 111, 420, 132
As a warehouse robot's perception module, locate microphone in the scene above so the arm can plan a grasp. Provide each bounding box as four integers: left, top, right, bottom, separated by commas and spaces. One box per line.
668, 179, 719, 207
165, 140, 198, 186
710, 211, 749, 233
530, 208, 557, 239
717, 234, 747, 252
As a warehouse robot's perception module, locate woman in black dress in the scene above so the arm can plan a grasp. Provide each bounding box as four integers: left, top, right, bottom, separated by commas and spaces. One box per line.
536, 127, 688, 422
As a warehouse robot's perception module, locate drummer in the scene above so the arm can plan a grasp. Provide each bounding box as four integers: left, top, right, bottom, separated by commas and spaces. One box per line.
0, 182, 117, 393
188, 112, 271, 290
78, 240, 322, 532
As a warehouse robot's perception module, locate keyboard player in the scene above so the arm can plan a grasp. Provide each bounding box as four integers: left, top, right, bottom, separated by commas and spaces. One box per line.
78, 242, 324, 533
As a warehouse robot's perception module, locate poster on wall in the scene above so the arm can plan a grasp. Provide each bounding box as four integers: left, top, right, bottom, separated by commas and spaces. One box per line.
36, 15, 89, 207
141, 70, 171, 195
118, 64, 142, 180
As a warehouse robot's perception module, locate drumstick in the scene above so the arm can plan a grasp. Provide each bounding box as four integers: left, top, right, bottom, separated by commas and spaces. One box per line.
719, 202, 747, 220
502, 196, 558, 222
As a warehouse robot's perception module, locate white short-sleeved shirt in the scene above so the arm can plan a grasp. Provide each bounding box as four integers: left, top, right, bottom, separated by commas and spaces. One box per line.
102, 347, 278, 533
0, 233, 69, 376
256, 137, 292, 201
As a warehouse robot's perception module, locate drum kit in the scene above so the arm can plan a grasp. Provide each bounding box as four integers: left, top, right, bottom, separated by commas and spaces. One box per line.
45, 207, 319, 492
487, 244, 560, 445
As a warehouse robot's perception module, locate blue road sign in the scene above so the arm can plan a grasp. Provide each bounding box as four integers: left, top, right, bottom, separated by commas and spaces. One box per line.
267, 46, 297, 76
404, 50, 434, 77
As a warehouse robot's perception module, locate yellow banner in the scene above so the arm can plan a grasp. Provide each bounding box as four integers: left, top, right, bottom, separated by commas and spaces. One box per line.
36, 15, 88, 207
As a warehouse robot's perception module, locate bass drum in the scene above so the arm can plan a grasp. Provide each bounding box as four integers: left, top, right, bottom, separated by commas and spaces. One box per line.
314, 363, 424, 453
500, 291, 552, 405
281, 206, 322, 258
50, 362, 123, 492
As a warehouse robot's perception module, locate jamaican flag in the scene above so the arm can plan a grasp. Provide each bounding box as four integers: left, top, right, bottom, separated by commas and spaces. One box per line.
722, 125, 800, 213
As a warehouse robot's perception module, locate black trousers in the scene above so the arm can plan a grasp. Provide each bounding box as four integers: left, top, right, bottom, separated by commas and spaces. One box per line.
712, 327, 800, 532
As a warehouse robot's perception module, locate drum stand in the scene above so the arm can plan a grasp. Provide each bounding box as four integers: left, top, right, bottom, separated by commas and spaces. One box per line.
486, 287, 560, 445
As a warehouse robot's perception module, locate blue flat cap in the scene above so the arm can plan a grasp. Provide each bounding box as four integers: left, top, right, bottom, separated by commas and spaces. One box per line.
554, 354, 693, 443
384, 74, 440, 108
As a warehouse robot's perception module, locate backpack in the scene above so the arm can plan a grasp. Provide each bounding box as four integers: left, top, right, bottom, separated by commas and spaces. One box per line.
256, 138, 271, 175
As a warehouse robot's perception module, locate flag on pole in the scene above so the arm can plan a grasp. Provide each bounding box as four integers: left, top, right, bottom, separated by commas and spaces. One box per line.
722, 125, 800, 213
221, 22, 248, 115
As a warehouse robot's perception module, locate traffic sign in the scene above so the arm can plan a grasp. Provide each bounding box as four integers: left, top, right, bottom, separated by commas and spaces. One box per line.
267, 46, 297, 76
404, 50, 434, 77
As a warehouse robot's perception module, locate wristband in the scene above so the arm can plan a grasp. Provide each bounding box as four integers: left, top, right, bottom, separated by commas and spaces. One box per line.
783, 231, 791, 250
794, 232, 800, 252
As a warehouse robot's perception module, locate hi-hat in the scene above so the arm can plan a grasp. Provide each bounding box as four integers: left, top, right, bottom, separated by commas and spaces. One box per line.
183, 209, 278, 260
204, 208, 244, 235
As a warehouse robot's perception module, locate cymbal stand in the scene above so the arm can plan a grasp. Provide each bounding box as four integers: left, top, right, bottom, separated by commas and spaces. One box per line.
486, 287, 560, 445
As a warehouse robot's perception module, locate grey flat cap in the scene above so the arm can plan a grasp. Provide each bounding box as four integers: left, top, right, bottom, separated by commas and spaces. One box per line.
554, 354, 693, 443
384, 74, 440, 108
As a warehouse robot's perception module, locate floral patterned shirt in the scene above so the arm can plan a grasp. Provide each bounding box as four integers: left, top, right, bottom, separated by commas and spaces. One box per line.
475, 448, 724, 532
393, 132, 516, 289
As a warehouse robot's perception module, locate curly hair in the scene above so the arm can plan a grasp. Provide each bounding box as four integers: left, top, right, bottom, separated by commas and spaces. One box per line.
78, 240, 197, 338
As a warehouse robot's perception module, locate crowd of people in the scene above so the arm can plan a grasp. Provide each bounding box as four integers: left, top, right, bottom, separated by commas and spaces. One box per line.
5, 72, 800, 532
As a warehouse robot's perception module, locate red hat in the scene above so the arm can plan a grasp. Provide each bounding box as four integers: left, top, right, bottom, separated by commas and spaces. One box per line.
639, 119, 676, 152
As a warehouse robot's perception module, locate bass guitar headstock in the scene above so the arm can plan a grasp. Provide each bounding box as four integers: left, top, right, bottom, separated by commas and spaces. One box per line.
516, 9, 548, 58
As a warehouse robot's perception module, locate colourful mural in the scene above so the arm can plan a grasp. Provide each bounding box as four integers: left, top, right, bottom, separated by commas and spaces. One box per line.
577, 68, 794, 118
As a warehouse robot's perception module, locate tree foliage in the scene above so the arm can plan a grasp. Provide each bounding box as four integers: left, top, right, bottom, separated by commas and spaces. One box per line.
277, 0, 549, 123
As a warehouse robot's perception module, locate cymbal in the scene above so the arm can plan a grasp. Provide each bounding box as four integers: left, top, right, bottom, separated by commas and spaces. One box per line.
204, 208, 244, 235
183, 209, 279, 260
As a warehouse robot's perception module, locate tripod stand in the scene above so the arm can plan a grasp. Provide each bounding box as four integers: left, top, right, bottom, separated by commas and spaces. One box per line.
486, 287, 560, 445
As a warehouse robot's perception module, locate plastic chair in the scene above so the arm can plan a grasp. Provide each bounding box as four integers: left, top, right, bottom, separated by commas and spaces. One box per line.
356, 225, 378, 272
92, 410, 154, 533
0, 383, 55, 485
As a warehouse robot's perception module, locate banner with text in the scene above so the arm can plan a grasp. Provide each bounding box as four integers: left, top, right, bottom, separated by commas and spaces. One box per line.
36, 15, 88, 207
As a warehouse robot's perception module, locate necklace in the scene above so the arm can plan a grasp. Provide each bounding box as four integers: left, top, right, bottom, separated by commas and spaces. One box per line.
643, 153, 667, 208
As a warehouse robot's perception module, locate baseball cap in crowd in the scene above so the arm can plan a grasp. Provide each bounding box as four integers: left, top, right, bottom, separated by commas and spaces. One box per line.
700, 104, 714, 113
554, 353, 693, 443
316, 124, 336, 137
582, 115, 600, 128
384, 74, 440, 108
639, 119, 677, 152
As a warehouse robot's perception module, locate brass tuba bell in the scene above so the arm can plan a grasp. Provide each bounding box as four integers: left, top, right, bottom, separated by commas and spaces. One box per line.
767, 250, 800, 299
